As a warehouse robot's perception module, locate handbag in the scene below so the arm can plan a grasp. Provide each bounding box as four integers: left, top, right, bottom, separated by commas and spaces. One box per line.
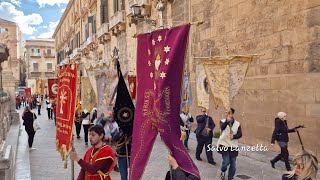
180, 126, 187, 141
200, 117, 210, 137
33, 113, 40, 131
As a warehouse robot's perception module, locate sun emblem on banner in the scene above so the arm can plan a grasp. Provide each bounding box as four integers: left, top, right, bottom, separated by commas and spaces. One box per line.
59, 90, 67, 114
117, 107, 134, 123
52, 84, 58, 95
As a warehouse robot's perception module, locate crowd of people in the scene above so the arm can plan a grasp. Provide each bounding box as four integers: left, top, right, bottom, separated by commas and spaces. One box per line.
20, 96, 318, 180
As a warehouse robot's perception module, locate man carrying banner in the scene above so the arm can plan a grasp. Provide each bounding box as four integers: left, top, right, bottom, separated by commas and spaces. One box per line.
70, 125, 116, 180
217, 108, 242, 180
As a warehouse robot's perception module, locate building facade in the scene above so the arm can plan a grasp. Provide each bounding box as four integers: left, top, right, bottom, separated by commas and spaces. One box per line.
25, 39, 56, 95
53, 0, 320, 158
0, 18, 25, 86
0, 19, 21, 180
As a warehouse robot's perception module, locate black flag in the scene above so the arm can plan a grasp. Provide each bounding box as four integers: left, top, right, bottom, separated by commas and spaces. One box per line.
113, 61, 135, 136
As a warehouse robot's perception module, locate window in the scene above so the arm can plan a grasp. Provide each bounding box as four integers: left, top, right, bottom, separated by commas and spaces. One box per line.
47, 49, 51, 55
0, 28, 8, 33
113, 0, 124, 13
33, 63, 39, 72
47, 63, 53, 72
101, 0, 108, 24
31, 48, 40, 55
87, 15, 96, 35
85, 23, 89, 39
92, 15, 96, 34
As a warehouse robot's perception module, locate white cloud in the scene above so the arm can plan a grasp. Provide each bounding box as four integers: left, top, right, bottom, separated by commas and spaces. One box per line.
35, 0, 69, 8
61, 8, 65, 13
37, 21, 59, 38
0, 2, 43, 35
10, 0, 21, 6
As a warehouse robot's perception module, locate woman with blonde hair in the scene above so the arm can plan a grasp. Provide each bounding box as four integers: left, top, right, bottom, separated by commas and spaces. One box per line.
282, 150, 318, 180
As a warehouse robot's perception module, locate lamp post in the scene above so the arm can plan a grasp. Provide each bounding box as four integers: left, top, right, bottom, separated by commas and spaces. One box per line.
131, 5, 141, 17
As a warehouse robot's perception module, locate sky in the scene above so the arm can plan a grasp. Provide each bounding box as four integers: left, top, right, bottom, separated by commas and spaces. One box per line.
0, 0, 69, 40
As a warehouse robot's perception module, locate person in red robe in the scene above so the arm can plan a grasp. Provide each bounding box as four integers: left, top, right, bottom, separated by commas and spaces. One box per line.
70, 125, 116, 180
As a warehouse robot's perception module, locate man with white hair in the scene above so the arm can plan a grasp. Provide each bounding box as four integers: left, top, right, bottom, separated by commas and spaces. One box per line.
271, 112, 303, 171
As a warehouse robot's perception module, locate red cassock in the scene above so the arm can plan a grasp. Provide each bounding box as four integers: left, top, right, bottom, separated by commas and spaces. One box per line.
83, 145, 116, 180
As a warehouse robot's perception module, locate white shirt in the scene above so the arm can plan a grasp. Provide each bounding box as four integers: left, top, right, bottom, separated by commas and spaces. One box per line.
180, 112, 192, 130
46, 100, 51, 109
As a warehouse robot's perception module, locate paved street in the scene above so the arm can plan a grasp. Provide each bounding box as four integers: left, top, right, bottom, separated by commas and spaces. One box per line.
15, 105, 290, 180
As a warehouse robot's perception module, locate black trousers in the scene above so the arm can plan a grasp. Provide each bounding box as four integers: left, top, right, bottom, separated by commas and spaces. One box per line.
75, 121, 82, 137
26, 130, 35, 148
83, 124, 90, 144
37, 105, 41, 115
271, 143, 291, 170
196, 136, 214, 163
47, 108, 52, 119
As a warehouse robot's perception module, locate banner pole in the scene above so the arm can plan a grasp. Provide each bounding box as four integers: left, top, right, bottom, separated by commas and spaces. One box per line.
125, 136, 130, 174
71, 136, 75, 180
169, 159, 173, 180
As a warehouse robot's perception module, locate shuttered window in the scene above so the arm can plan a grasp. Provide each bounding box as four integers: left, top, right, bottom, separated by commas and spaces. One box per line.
101, 0, 108, 24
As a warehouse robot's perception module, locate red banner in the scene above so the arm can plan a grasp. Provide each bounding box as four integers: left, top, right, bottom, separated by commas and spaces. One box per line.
48, 78, 58, 99
128, 75, 136, 100
24, 88, 31, 98
56, 64, 77, 161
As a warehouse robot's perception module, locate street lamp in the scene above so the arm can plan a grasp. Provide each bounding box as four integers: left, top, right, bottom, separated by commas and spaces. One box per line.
131, 5, 141, 17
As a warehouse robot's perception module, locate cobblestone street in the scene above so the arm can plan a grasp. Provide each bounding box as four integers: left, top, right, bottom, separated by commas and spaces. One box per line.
16, 106, 292, 180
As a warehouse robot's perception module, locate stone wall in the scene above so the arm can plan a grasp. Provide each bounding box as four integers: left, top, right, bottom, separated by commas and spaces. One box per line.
0, 96, 15, 180
188, 0, 320, 158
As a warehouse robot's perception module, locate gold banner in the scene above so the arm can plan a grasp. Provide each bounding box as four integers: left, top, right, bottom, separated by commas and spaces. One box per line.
81, 77, 97, 111
201, 56, 252, 110
196, 64, 209, 109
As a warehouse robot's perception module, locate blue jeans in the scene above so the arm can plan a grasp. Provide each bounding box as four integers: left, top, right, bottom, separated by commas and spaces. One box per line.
221, 154, 237, 180
118, 156, 130, 180
184, 129, 190, 148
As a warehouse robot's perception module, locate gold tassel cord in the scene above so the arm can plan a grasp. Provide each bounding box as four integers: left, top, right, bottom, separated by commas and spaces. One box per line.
132, 21, 204, 38
193, 54, 264, 65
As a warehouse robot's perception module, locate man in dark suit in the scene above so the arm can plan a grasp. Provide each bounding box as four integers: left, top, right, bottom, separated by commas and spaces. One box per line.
195, 107, 216, 165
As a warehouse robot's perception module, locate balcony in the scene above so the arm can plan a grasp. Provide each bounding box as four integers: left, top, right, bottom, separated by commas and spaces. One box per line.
86, 35, 98, 51
70, 48, 81, 60
109, 10, 126, 36
30, 53, 41, 58
44, 53, 55, 58
45, 72, 56, 78
137, 0, 149, 5
29, 72, 41, 78
97, 23, 111, 44
80, 43, 89, 56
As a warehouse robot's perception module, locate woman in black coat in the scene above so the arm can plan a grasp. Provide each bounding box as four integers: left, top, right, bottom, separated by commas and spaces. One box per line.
271, 112, 301, 171
22, 106, 37, 150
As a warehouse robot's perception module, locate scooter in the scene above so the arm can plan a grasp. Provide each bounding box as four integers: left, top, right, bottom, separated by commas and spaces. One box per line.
295, 125, 305, 150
